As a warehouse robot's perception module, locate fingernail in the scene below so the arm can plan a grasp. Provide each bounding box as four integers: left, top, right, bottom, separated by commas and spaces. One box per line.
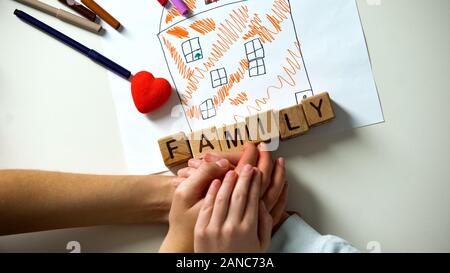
225, 170, 236, 179
243, 164, 253, 173
209, 179, 221, 192
216, 159, 229, 168
204, 153, 219, 162
188, 159, 201, 168
278, 157, 285, 168
259, 142, 269, 151
258, 142, 265, 149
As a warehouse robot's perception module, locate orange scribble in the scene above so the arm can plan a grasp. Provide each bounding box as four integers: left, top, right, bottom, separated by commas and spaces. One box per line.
166, 26, 190, 39
233, 42, 303, 121
162, 37, 194, 81
162, 0, 298, 121
162, 37, 202, 105
190, 18, 216, 35
186, 59, 249, 120
213, 59, 249, 107
269, 0, 290, 24
207, 0, 291, 108
186, 105, 202, 120
165, 0, 198, 24
163, 5, 251, 105
243, 0, 290, 42
229, 91, 249, 106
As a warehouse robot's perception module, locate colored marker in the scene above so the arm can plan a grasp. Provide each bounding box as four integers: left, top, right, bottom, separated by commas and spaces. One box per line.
81, 0, 121, 30
14, 0, 102, 33
58, 0, 97, 22
14, 9, 131, 79
170, 0, 189, 15
157, 0, 169, 7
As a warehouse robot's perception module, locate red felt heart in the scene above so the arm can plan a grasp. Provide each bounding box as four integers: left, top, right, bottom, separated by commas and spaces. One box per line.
131, 71, 172, 114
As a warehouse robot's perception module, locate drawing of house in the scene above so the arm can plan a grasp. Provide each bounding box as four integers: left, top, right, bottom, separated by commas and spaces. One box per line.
158, 0, 313, 131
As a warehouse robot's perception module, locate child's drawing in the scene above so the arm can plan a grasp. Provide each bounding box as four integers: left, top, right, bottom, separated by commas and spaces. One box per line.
158, 0, 313, 131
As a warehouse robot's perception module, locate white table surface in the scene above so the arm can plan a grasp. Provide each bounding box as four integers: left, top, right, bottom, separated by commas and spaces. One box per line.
1, 0, 449, 252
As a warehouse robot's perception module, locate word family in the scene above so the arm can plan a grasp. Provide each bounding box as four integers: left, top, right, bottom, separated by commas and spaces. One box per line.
159, 92, 335, 167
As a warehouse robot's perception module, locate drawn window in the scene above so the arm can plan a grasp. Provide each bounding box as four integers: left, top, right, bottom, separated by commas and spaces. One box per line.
182, 37, 203, 63
249, 59, 266, 77
245, 38, 266, 77
199, 99, 216, 120
245, 39, 265, 61
210, 68, 228, 88
295, 90, 314, 104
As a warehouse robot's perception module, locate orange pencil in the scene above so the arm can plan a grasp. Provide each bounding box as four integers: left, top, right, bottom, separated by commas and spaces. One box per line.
81, 0, 121, 30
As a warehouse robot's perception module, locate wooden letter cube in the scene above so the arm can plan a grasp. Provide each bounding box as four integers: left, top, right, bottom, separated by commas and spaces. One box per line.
217, 122, 249, 152
158, 132, 192, 167
245, 110, 279, 143
188, 127, 222, 159
302, 92, 335, 126
278, 104, 310, 140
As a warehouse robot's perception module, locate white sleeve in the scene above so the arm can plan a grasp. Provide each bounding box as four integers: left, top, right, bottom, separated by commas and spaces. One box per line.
268, 214, 360, 253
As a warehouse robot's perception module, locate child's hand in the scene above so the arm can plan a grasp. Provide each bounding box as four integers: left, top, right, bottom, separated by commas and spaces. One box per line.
176, 143, 288, 229
194, 165, 273, 253
159, 159, 231, 253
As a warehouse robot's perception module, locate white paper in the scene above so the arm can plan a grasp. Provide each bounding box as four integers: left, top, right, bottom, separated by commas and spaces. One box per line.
101, 0, 384, 174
